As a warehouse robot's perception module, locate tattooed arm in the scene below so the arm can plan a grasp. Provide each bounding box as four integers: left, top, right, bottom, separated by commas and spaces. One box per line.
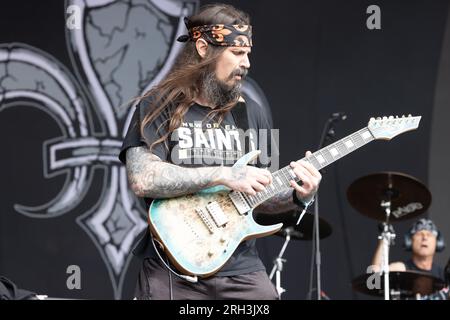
126, 146, 223, 198
126, 146, 274, 199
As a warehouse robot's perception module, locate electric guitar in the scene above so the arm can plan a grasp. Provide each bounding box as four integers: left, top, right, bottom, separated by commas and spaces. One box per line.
148, 115, 421, 278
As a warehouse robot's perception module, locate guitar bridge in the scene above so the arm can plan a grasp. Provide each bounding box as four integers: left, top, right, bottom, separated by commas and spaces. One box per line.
195, 208, 215, 234
206, 202, 229, 227
229, 191, 251, 215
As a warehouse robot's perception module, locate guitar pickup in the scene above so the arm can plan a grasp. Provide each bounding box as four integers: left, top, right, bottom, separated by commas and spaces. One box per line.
206, 202, 229, 227
229, 191, 251, 215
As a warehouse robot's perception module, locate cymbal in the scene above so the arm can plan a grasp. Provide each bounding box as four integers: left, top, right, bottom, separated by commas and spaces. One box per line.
254, 210, 332, 240
347, 172, 431, 222
352, 270, 446, 297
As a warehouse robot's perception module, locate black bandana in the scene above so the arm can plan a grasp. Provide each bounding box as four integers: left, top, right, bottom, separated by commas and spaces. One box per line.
177, 18, 252, 47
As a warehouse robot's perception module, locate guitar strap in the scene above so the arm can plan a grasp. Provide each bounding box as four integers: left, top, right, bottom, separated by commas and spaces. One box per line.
230, 100, 249, 132
230, 100, 251, 156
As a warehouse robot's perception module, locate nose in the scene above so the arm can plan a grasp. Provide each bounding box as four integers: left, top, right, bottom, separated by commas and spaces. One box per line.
241, 53, 250, 69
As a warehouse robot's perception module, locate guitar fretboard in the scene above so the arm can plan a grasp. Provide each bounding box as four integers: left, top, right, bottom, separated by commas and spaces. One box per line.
243, 127, 375, 208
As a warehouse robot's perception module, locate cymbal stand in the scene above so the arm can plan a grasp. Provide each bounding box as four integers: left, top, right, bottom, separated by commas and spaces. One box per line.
379, 200, 396, 300
269, 228, 292, 299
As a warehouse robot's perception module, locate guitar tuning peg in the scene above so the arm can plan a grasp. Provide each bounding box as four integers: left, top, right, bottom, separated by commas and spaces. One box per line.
377, 117, 381, 120
408, 114, 412, 117
395, 115, 399, 118
389, 116, 394, 120
382, 116, 387, 120
402, 115, 405, 118
370, 117, 375, 122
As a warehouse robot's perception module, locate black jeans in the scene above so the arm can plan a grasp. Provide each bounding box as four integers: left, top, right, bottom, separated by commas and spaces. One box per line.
134, 257, 279, 300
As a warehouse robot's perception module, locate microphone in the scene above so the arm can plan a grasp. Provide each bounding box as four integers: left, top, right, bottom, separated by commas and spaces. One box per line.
330, 112, 347, 121
324, 112, 347, 142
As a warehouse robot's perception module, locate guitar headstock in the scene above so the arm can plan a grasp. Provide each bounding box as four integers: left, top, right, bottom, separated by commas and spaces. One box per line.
368, 115, 421, 140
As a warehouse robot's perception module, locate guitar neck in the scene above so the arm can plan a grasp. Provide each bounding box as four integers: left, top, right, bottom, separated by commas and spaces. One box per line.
245, 127, 375, 208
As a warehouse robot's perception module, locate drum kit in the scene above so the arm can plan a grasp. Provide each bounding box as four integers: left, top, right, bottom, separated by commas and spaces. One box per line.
255, 171, 447, 300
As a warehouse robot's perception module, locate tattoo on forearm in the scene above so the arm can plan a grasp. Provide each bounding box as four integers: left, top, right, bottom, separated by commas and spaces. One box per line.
255, 188, 296, 214
126, 146, 222, 198
126, 146, 300, 212
230, 166, 247, 181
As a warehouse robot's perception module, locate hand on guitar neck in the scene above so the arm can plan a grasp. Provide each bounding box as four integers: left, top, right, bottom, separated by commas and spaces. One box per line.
289, 151, 322, 204
219, 151, 321, 203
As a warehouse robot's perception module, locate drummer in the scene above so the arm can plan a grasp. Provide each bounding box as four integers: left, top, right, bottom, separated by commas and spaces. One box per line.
370, 218, 445, 280
370, 218, 448, 299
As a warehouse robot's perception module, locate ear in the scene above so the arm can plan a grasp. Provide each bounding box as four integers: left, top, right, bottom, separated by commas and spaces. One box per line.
195, 39, 209, 58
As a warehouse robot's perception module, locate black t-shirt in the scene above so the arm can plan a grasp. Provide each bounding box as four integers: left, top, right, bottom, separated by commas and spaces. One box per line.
119, 95, 277, 276
404, 259, 445, 281
403, 259, 449, 300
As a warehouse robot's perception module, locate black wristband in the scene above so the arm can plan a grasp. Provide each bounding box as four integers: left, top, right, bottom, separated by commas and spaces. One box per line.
292, 189, 306, 209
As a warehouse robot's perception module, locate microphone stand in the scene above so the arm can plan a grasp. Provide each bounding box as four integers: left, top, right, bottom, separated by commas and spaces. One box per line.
306, 114, 343, 300
269, 228, 292, 298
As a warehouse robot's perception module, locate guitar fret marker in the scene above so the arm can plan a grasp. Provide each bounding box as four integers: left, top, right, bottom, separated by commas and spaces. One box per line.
316, 154, 325, 164
330, 147, 339, 157
276, 176, 283, 185
344, 140, 354, 148
361, 131, 371, 140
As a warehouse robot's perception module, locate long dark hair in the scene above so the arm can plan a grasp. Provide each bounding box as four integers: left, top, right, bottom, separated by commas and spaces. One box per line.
139, 4, 250, 152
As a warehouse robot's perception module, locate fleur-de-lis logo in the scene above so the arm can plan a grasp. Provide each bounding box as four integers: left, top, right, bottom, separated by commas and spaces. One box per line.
0, 0, 198, 299
0, 0, 270, 299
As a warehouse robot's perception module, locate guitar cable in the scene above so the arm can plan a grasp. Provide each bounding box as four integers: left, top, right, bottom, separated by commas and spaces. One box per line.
150, 232, 199, 299
167, 255, 173, 300
148, 234, 175, 299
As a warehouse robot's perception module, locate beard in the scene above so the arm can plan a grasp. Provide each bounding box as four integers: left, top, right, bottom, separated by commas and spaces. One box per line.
200, 68, 248, 108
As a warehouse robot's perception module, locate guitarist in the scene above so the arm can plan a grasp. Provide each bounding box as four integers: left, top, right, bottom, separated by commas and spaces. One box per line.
119, 3, 321, 300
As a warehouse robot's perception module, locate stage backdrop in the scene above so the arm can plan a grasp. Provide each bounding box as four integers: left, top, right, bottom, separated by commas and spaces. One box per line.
0, 0, 449, 299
